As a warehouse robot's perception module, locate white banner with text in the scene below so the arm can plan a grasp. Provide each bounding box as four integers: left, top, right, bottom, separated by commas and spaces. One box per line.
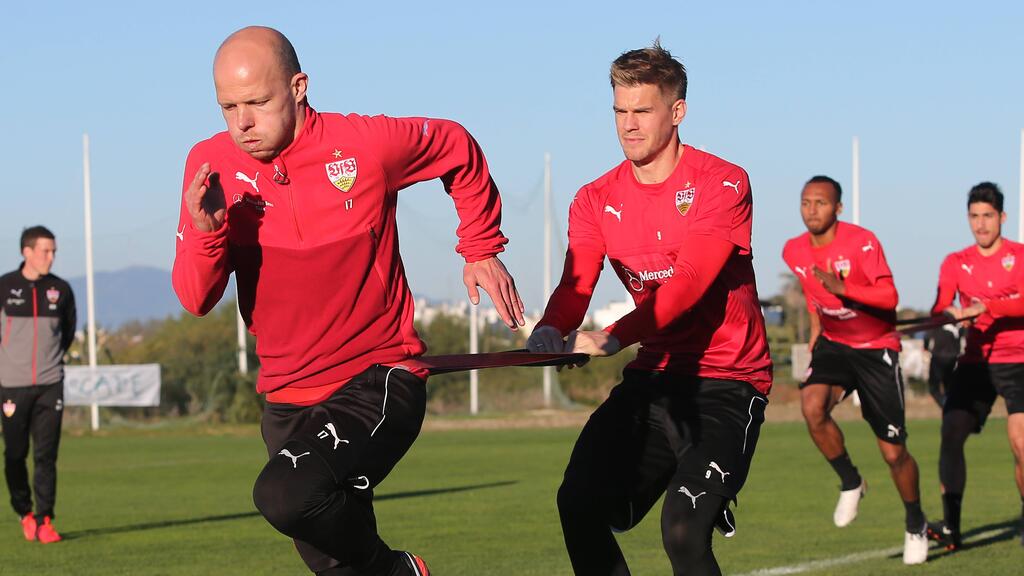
65, 364, 161, 407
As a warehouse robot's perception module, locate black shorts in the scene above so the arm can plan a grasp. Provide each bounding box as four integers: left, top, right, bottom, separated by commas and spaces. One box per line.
563, 370, 768, 531
944, 362, 1024, 432
802, 337, 907, 444
260, 365, 427, 572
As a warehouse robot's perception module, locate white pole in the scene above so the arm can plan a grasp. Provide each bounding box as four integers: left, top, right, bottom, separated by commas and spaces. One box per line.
542, 153, 553, 407
852, 136, 860, 225
850, 136, 862, 407
236, 301, 248, 374
469, 303, 479, 415
83, 134, 99, 431
1018, 129, 1023, 243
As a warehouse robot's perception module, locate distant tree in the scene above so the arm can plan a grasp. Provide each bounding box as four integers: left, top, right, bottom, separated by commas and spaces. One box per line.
415, 314, 470, 411
109, 301, 261, 420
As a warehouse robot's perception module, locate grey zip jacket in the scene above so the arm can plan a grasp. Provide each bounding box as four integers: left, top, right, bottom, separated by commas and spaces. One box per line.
0, 265, 76, 387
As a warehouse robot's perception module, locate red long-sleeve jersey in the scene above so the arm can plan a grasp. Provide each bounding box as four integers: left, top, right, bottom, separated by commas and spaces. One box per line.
173, 107, 507, 404
538, 146, 773, 394
931, 240, 1024, 363
782, 222, 900, 350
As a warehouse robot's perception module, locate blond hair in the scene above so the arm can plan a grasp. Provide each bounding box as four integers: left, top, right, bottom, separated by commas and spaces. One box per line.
610, 38, 687, 102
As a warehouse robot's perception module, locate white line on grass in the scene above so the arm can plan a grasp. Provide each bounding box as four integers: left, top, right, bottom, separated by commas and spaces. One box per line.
731, 527, 1012, 576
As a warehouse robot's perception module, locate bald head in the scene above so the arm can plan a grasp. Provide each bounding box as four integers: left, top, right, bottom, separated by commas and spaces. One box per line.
215, 26, 301, 79
212, 26, 309, 160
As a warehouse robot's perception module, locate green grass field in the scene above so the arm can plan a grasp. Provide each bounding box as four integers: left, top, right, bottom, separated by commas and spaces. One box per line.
1, 416, 1021, 575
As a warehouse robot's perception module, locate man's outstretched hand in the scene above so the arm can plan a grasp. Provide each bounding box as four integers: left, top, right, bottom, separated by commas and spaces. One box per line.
463, 256, 525, 330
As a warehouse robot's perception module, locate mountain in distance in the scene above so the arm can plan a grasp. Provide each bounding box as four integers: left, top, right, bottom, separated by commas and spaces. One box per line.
62, 266, 467, 329
66, 266, 235, 329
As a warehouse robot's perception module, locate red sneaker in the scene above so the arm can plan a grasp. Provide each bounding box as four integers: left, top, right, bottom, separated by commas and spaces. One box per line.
36, 516, 61, 544
20, 514, 37, 541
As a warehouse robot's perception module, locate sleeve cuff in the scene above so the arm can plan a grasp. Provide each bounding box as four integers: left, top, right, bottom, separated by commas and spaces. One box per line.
185, 221, 229, 252
458, 237, 508, 263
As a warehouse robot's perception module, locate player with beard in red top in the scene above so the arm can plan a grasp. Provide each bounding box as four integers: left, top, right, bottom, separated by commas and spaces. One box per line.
527, 41, 772, 576
782, 175, 928, 564
928, 182, 1024, 550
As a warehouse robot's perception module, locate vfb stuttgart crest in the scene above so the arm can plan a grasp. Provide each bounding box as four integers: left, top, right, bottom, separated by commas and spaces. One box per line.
46, 287, 60, 304
1003, 254, 1015, 272
675, 188, 696, 216
833, 259, 851, 279
325, 157, 358, 192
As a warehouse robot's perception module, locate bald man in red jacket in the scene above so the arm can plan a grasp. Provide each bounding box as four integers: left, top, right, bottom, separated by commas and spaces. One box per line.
173, 26, 523, 576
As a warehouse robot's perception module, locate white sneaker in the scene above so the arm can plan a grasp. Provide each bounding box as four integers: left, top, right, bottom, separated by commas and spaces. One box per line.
833, 479, 866, 527
904, 526, 929, 565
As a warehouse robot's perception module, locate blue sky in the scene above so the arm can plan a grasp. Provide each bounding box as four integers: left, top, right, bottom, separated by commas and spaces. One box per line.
2, 1, 1022, 313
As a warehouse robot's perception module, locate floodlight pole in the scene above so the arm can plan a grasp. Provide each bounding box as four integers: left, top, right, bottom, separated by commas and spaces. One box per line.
542, 153, 553, 407
236, 302, 248, 374
83, 134, 100, 431
469, 303, 479, 414
852, 136, 860, 226
1018, 129, 1023, 242
851, 136, 862, 408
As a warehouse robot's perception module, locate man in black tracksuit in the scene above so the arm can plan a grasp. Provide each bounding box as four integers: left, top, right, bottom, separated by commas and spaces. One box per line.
0, 226, 76, 543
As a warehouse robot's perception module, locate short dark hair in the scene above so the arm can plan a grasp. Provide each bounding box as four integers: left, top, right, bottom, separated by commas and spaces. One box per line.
610, 38, 687, 102
806, 175, 842, 203
968, 181, 1003, 212
20, 226, 55, 251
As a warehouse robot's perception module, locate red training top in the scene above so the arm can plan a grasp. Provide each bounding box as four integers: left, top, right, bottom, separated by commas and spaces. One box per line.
537, 146, 773, 394
782, 222, 900, 350
173, 107, 508, 404
931, 239, 1024, 363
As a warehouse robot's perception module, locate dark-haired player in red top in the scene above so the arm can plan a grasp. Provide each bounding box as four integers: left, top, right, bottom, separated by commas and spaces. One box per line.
527, 42, 772, 576
928, 182, 1024, 550
782, 175, 928, 564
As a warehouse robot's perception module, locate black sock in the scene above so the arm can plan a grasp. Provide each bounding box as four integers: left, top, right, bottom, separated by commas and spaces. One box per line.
828, 452, 862, 490
942, 493, 963, 535
903, 500, 925, 533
